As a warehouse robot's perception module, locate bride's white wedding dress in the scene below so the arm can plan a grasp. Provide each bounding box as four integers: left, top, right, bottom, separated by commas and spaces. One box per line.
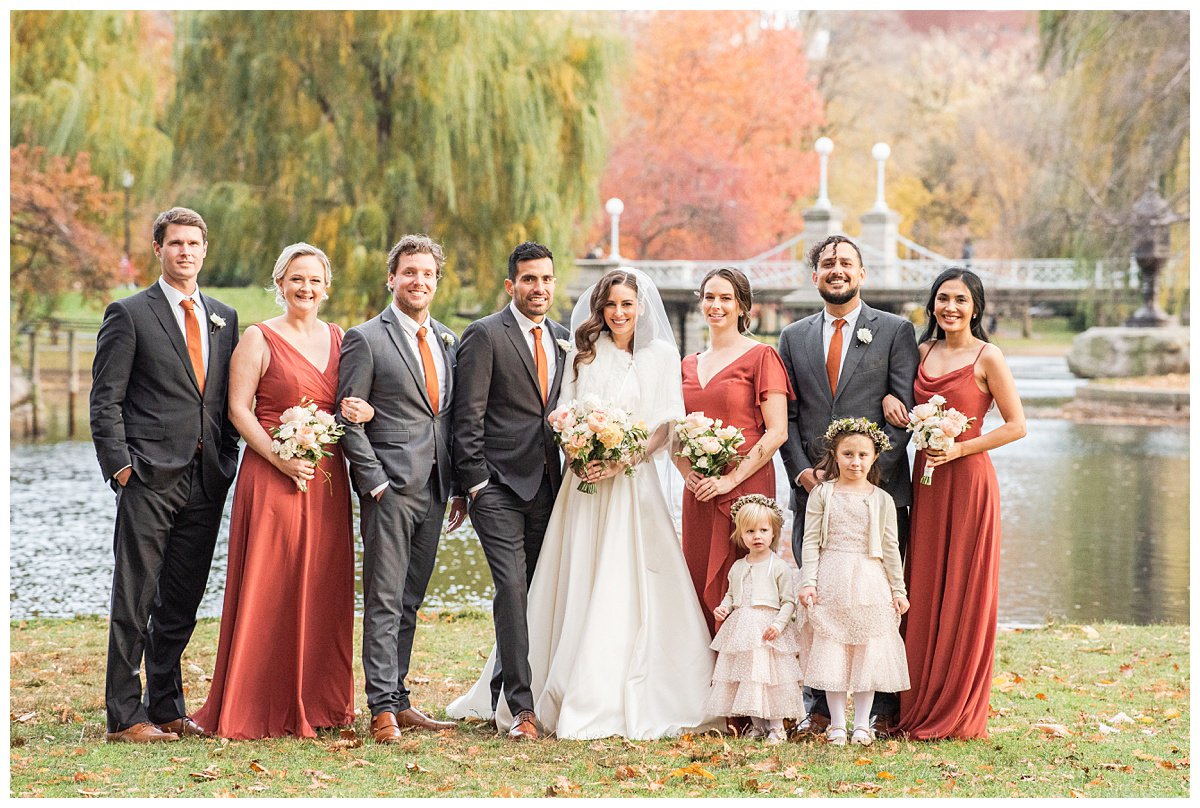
448, 332, 719, 739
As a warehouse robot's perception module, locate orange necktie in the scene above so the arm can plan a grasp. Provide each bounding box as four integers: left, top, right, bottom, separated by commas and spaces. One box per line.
531, 326, 548, 406
179, 298, 205, 393
416, 326, 440, 414
826, 317, 846, 396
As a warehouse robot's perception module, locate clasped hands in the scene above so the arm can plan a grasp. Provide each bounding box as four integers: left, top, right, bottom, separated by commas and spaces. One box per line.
574, 459, 624, 484
686, 471, 735, 502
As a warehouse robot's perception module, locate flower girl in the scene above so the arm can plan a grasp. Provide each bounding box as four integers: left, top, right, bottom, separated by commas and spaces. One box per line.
796, 419, 910, 746
705, 495, 804, 744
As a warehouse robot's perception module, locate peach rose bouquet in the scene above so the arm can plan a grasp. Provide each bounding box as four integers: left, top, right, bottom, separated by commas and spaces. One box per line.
270, 397, 346, 492
548, 395, 649, 494
906, 394, 974, 485
673, 411, 746, 478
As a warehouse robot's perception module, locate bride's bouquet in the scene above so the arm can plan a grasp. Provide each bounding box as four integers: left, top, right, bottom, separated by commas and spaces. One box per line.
547, 396, 649, 494
906, 394, 974, 485
674, 411, 746, 478
270, 397, 346, 492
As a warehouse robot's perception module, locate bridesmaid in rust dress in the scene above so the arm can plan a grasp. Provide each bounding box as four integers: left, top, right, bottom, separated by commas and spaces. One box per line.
894, 268, 1025, 740
194, 244, 373, 739
678, 268, 793, 636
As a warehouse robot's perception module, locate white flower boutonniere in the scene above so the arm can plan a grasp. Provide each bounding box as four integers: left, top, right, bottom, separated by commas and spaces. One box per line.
856, 327, 872, 345
556, 338, 573, 353
210, 313, 226, 330
440, 332, 456, 347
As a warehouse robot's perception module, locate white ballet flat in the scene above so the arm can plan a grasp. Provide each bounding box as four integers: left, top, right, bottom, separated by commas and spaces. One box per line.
825, 727, 847, 746
851, 727, 874, 746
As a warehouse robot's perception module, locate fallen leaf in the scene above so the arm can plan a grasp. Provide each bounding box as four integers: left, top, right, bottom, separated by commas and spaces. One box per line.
854, 757, 872, 766
326, 737, 362, 751
1158, 760, 1177, 770
545, 775, 579, 797
493, 785, 519, 798
1035, 693, 1047, 700
668, 763, 715, 780
1162, 709, 1181, 720
14, 711, 36, 723
1097, 723, 1120, 735
1133, 750, 1159, 762
189, 766, 221, 781
1109, 712, 1134, 725
1033, 723, 1072, 738
741, 778, 772, 793
750, 756, 781, 772
187, 663, 205, 675
1080, 625, 1100, 640
1069, 788, 1086, 797
249, 761, 269, 774
404, 762, 429, 774
1137, 717, 1155, 724
646, 781, 664, 792
1099, 763, 1134, 772
1095, 680, 1116, 687
877, 771, 895, 780
614, 765, 642, 781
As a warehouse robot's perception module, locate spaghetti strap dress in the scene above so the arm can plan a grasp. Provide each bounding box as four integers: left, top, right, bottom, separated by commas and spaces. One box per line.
194, 322, 355, 739
897, 342, 1000, 740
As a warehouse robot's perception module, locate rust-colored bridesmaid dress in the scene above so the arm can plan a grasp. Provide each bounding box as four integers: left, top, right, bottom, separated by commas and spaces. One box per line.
681, 343, 793, 636
193, 322, 355, 739
898, 343, 1001, 740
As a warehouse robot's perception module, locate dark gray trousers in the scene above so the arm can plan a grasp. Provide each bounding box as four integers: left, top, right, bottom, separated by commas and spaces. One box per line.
468, 475, 554, 716
360, 474, 447, 716
106, 457, 226, 732
792, 491, 909, 721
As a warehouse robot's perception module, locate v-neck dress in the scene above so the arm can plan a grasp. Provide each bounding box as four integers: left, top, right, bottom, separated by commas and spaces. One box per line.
680, 343, 794, 636
194, 322, 355, 739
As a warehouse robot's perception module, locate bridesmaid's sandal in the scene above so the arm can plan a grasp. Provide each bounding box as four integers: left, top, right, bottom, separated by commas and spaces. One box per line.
851, 727, 874, 746
825, 727, 848, 746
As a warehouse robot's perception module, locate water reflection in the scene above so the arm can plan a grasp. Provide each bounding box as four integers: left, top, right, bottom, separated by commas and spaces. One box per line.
9, 420, 1189, 625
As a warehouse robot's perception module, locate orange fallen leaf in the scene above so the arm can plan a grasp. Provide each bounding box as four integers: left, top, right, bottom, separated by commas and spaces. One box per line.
249, 761, 269, 774
1033, 723, 1072, 738
1035, 693, 1047, 700
877, 771, 895, 780
1162, 709, 1181, 720
492, 785, 519, 798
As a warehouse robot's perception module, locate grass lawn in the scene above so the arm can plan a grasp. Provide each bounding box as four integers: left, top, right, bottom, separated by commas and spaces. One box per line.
9, 615, 1189, 798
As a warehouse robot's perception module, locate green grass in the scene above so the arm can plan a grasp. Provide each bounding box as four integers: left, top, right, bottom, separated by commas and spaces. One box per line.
9, 616, 1188, 798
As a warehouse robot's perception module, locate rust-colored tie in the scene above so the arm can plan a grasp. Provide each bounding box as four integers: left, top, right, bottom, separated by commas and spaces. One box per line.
179, 298, 205, 393
826, 317, 846, 396
416, 326, 439, 414
531, 326, 548, 406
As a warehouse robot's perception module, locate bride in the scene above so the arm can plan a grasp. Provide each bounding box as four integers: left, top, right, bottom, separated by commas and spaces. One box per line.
448, 268, 719, 740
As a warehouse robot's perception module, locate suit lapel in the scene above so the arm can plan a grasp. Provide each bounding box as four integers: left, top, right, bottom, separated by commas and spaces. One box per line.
146, 282, 202, 395
546, 319, 570, 409
380, 306, 430, 411
802, 313, 833, 406
500, 306, 543, 403
834, 305, 876, 403
198, 293, 225, 401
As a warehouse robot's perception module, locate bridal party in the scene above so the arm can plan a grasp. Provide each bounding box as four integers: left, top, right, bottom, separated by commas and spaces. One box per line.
91, 205, 1026, 748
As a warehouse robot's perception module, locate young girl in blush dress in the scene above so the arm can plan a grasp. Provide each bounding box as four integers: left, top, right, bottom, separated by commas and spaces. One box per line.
796, 419, 910, 747
705, 495, 804, 745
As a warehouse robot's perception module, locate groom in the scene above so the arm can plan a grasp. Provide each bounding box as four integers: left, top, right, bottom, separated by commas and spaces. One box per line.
337, 234, 466, 743
91, 206, 240, 742
452, 241, 570, 740
778, 234, 918, 735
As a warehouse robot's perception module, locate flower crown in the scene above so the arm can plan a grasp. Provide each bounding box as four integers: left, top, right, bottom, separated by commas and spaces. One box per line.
824, 417, 893, 453
729, 494, 784, 522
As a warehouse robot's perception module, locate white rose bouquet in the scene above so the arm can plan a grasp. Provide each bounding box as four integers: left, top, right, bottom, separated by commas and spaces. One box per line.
270, 397, 346, 492
906, 394, 974, 485
547, 396, 650, 494
673, 411, 746, 478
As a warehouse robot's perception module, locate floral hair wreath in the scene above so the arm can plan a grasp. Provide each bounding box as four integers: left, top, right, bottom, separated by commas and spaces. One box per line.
824, 417, 893, 453
729, 494, 784, 522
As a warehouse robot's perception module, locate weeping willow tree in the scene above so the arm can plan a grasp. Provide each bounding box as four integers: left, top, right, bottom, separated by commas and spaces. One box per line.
10, 10, 174, 194
1031, 11, 1189, 320
168, 10, 619, 322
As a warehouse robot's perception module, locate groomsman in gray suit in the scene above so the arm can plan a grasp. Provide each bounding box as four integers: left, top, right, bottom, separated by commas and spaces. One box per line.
91, 207, 239, 742
452, 242, 570, 740
336, 234, 466, 743
778, 234, 919, 734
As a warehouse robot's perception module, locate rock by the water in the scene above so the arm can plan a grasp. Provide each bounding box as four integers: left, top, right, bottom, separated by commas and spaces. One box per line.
1067, 327, 1189, 378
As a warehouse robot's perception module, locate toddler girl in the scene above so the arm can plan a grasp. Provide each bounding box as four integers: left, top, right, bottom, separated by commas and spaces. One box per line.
705, 495, 804, 744
797, 418, 910, 747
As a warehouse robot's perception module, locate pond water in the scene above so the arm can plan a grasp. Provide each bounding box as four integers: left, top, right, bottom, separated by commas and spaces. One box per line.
9, 414, 1187, 626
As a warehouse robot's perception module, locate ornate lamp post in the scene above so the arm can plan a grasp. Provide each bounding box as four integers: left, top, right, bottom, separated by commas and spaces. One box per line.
121, 170, 134, 257
814, 137, 834, 210
1125, 184, 1175, 327
605, 197, 624, 260
870, 142, 891, 212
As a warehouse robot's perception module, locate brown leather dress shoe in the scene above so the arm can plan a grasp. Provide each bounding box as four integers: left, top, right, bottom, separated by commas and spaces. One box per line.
106, 721, 180, 743
508, 710, 538, 740
371, 712, 404, 744
395, 706, 455, 732
159, 716, 212, 738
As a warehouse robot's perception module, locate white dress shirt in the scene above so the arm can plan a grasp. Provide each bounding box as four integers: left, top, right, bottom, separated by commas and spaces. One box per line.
508, 301, 557, 382
158, 276, 210, 369
822, 303, 862, 380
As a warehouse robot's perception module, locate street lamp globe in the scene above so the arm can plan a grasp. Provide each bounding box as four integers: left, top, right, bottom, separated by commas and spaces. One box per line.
815, 137, 834, 156
121, 170, 134, 189
605, 197, 624, 217
871, 142, 891, 162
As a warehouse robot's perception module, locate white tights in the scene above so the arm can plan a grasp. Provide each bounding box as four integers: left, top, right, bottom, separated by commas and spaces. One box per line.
825, 690, 875, 732
751, 717, 784, 734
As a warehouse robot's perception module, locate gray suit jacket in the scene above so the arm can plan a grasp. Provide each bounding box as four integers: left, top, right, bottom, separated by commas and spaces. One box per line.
90, 282, 240, 494
452, 306, 570, 501
336, 306, 457, 502
777, 302, 919, 508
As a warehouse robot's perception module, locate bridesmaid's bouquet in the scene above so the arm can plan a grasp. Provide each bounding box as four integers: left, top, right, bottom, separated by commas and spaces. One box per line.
674, 411, 746, 478
270, 397, 346, 492
547, 396, 649, 494
906, 394, 974, 485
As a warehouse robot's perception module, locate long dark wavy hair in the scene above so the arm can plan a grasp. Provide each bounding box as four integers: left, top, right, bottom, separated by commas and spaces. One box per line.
919, 267, 991, 344
573, 269, 639, 374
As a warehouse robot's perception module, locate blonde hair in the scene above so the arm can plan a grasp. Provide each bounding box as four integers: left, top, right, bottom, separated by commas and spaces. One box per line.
730, 500, 783, 552
269, 242, 332, 310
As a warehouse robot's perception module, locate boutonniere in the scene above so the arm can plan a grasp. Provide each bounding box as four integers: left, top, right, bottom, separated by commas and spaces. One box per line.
209, 313, 226, 330
856, 327, 872, 345
556, 338, 573, 353
440, 332, 456, 347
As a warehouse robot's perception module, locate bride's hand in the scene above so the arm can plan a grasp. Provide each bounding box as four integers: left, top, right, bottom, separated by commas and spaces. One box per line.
580, 460, 621, 484
693, 473, 735, 502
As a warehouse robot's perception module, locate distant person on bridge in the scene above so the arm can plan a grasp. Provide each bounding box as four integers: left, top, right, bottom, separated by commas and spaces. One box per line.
777, 234, 919, 739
